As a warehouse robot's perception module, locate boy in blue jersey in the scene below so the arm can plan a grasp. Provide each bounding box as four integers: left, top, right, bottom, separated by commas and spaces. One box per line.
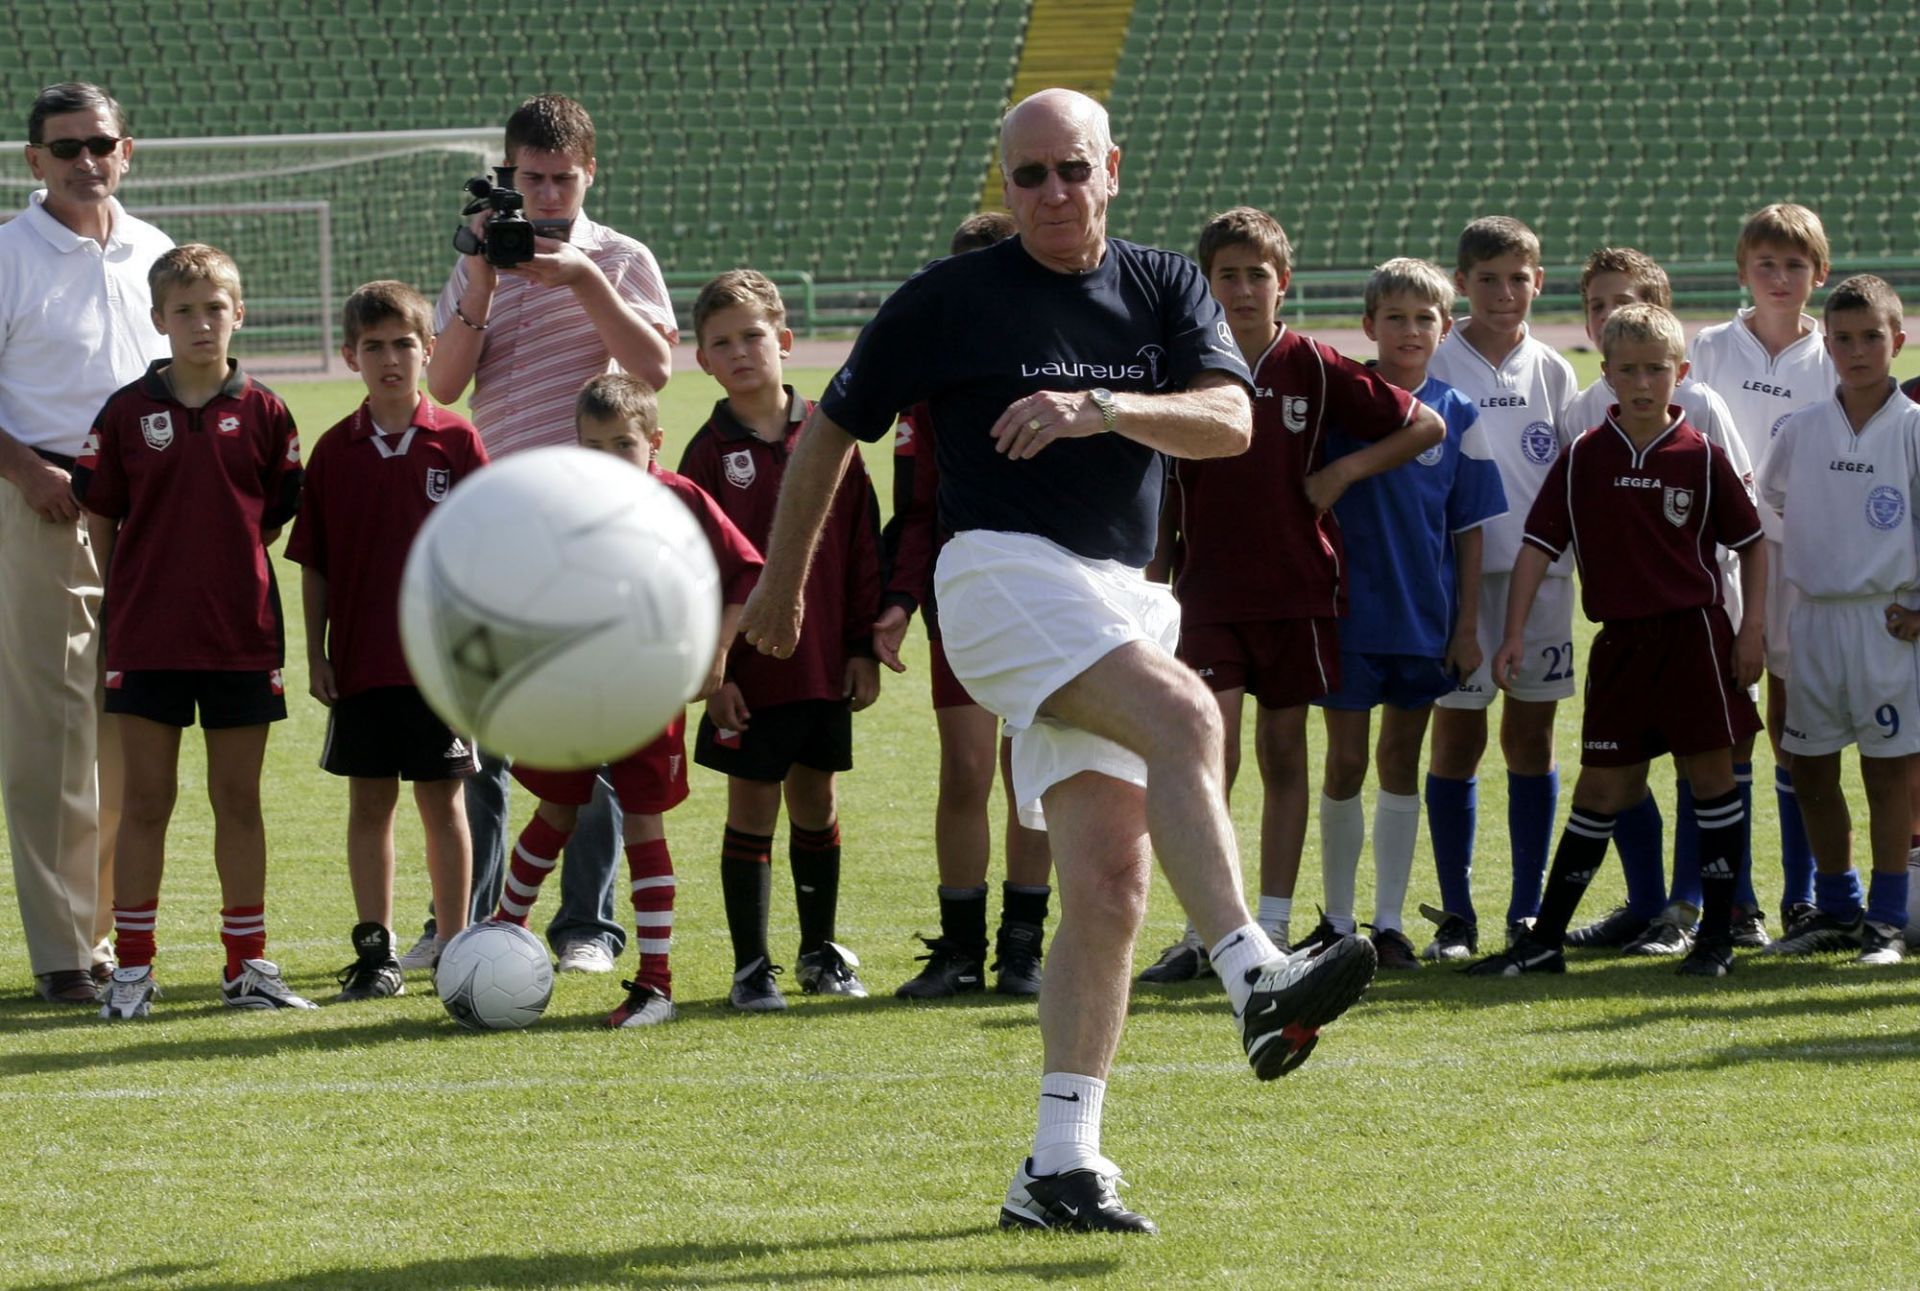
1315, 259, 1507, 967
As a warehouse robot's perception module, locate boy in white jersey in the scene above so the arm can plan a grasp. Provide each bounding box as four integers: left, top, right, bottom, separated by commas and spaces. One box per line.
1422, 217, 1577, 959
1561, 249, 1766, 958
1687, 204, 1835, 934
1757, 276, 1917, 964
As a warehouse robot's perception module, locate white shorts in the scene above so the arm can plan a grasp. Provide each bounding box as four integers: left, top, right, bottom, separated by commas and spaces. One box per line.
1434, 572, 1578, 710
1780, 597, 1920, 758
934, 530, 1180, 830
1763, 539, 1798, 679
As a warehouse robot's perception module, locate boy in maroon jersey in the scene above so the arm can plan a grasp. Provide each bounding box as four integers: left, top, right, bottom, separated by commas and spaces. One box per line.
1468, 305, 1766, 980
492, 373, 763, 1027
78, 244, 313, 1019
287, 281, 485, 1002
1140, 207, 1442, 979
679, 269, 883, 1010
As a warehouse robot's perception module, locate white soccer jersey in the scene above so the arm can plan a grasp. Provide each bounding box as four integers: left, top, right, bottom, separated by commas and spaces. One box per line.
1759, 389, 1920, 600
1688, 309, 1835, 540
1429, 322, 1578, 575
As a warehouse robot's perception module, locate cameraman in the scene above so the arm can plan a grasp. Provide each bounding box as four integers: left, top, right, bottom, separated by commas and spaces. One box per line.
418, 93, 677, 974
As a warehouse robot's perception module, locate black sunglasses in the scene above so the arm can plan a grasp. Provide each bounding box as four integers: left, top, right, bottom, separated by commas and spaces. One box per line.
35, 135, 123, 160
1009, 159, 1095, 189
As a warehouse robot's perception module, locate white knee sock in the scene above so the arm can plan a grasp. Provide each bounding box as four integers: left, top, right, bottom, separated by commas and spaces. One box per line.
1032, 1071, 1108, 1175
1211, 922, 1283, 1011
1372, 790, 1422, 932
1255, 894, 1292, 944
1320, 792, 1365, 932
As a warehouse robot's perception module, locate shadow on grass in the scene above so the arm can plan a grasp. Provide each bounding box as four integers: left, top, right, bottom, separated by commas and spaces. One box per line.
1560, 1021, 1920, 1081
20, 1227, 1123, 1290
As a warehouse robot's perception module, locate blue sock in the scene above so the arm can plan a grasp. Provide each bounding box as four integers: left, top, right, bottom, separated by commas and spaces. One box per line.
1733, 762, 1758, 908
1426, 773, 1477, 923
1814, 868, 1865, 921
1612, 794, 1666, 921
1777, 766, 1816, 907
1669, 779, 1703, 908
1867, 869, 1910, 929
1506, 769, 1559, 925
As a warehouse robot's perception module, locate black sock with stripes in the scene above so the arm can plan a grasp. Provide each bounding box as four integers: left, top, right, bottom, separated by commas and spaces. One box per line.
1693, 788, 1745, 943
721, 826, 773, 970
1531, 807, 1618, 945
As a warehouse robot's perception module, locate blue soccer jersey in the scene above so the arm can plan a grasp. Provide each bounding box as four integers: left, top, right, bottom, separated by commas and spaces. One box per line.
1327, 375, 1507, 657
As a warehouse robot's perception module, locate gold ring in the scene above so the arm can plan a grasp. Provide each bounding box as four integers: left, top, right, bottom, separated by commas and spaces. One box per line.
1026, 417, 1044, 432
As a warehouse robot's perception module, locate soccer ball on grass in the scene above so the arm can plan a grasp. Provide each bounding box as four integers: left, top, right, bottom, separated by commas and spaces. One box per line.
434, 921, 554, 1030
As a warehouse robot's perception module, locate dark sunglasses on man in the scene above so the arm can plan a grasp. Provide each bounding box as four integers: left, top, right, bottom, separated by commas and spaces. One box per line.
34, 135, 124, 160
1009, 159, 1095, 189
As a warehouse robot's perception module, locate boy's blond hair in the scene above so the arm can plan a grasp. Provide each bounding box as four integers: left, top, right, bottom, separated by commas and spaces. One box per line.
1579, 247, 1671, 310
575, 372, 660, 438
1600, 303, 1687, 363
951, 211, 1016, 256
504, 94, 595, 164
693, 269, 787, 343
1365, 257, 1454, 317
1823, 274, 1904, 330
1196, 206, 1293, 279
1736, 203, 1830, 277
342, 280, 433, 348
1456, 216, 1541, 273
148, 243, 242, 310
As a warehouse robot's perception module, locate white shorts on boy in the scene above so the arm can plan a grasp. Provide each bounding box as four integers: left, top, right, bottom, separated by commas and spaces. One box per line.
934, 529, 1181, 830
1779, 597, 1920, 758
1434, 572, 1578, 709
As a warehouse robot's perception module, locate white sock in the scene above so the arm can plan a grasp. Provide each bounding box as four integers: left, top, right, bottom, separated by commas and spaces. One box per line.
1179, 918, 1200, 947
1211, 922, 1282, 1012
1031, 1072, 1107, 1175
1255, 894, 1292, 943
1320, 792, 1365, 929
1372, 790, 1422, 931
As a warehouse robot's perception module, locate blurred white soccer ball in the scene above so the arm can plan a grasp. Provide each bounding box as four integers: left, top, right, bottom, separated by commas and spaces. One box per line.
400, 446, 720, 769
434, 921, 554, 1031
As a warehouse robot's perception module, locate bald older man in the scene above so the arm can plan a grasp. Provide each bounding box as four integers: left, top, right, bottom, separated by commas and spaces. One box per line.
740, 88, 1377, 1233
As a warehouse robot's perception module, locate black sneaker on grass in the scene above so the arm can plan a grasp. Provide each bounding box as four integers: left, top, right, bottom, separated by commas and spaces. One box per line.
1000, 1158, 1156, 1234
1235, 935, 1377, 1080
1137, 934, 1211, 984
1463, 935, 1566, 977
1729, 903, 1771, 949
1623, 902, 1697, 957
1293, 911, 1348, 959
992, 920, 1045, 996
1676, 937, 1734, 977
1855, 921, 1906, 966
796, 942, 868, 997
894, 936, 986, 999
1367, 925, 1421, 971
1762, 910, 1864, 957
1418, 903, 1478, 962
1779, 900, 1819, 940
1565, 904, 1649, 949
729, 956, 787, 1011
335, 922, 405, 1002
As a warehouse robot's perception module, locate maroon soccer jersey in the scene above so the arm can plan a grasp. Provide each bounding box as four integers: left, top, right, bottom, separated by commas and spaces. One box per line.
1170, 326, 1415, 623
677, 388, 881, 708
1522, 408, 1762, 622
75, 360, 302, 672
647, 463, 764, 609
285, 396, 488, 697
882, 402, 941, 615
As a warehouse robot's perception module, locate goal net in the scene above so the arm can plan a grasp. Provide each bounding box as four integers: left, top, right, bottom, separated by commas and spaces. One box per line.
0, 128, 496, 372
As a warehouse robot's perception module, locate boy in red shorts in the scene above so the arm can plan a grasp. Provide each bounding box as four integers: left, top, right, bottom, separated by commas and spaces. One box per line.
1468, 305, 1766, 979
492, 373, 762, 1027
288, 281, 486, 1001
79, 244, 311, 1018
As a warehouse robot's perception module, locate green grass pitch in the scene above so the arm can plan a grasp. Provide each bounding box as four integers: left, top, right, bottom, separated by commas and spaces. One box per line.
4, 360, 1918, 1290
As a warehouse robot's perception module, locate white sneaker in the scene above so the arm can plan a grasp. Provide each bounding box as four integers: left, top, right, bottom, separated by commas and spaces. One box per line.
221, 958, 318, 1011
555, 940, 617, 974
396, 932, 443, 972
607, 981, 676, 1028
99, 965, 160, 1021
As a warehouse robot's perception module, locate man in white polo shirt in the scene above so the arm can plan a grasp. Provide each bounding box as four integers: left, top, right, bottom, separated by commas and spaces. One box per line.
419, 93, 677, 974
0, 82, 172, 1004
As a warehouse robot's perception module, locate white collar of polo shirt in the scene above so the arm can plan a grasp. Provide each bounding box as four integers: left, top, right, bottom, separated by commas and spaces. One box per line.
24, 189, 129, 253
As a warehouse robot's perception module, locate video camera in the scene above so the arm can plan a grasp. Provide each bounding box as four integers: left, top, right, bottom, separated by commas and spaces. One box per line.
452, 166, 542, 269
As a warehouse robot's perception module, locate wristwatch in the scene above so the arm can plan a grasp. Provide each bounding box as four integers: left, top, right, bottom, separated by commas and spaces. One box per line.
1089, 387, 1118, 434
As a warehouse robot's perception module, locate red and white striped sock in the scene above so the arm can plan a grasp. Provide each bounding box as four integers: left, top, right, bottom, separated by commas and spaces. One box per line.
220, 904, 266, 979
495, 816, 570, 926
626, 839, 675, 995
114, 899, 159, 970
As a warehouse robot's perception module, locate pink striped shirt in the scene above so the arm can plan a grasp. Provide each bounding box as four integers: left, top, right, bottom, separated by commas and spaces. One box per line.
433, 213, 677, 459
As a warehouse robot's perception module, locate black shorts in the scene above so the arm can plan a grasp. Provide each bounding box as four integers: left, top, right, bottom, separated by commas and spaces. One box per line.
321, 685, 480, 781
104, 669, 287, 729
694, 698, 853, 782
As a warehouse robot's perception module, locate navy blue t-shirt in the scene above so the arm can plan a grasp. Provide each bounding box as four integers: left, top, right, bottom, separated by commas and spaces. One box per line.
819, 236, 1251, 566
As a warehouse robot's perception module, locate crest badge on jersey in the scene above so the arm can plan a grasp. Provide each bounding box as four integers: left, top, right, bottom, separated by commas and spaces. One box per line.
1662, 486, 1694, 527
1417, 442, 1444, 467
216, 414, 241, 435
1771, 412, 1792, 440
723, 450, 756, 490
1282, 396, 1309, 434
1521, 421, 1557, 465
425, 467, 451, 502
1866, 485, 1905, 531
139, 412, 174, 451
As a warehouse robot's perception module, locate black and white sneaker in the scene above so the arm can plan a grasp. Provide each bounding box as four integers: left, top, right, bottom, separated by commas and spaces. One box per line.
99, 965, 160, 1021
1623, 902, 1698, 957
1367, 925, 1421, 971
729, 956, 787, 1011
222, 958, 318, 1010
1762, 911, 1864, 957
1729, 903, 1771, 949
1676, 937, 1735, 977
1779, 900, 1819, 940
1137, 933, 1211, 984
992, 920, 1045, 996
1293, 911, 1350, 959
1855, 921, 1906, 966
796, 942, 868, 997
1463, 934, 1566, 977
1000, 1157, 1156, 1234
335, 922, 405, 1002
1418, 903, 1478, 962
1565, 904, 1649, 949
894, 936, 987, 999
1235, 936, 1377, 1080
